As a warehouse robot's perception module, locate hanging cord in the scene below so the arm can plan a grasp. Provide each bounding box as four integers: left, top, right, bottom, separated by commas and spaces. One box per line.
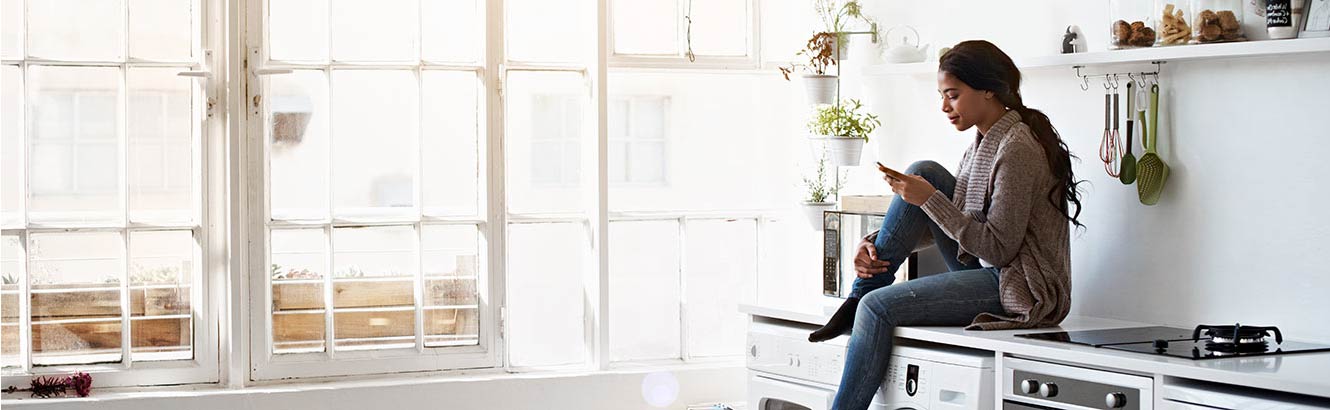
684, 0, 696, 62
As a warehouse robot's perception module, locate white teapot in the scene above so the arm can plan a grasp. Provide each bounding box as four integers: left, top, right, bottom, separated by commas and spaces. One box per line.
882, 25, 930, 64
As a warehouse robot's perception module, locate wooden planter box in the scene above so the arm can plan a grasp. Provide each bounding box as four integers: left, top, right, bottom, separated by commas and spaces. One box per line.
270, 279, 478, 348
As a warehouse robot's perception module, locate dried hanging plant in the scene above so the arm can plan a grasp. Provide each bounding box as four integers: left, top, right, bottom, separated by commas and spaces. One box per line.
778, 32, 839, 80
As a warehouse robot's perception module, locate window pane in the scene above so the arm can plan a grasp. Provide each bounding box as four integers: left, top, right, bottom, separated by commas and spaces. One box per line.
271, 228, 327, 354
684, 219, 753, 358
0, 0, 22, 59
332, 225, 416, 279
690, 0, 748, 56
612, 0, 677, 55
330, 0, 417, 62
128, 230, 193, 360
421, 0, 481, 63
28, 66, 123, 225
129, 68, 195, 224
505, 71, 587, 214
1, 234, 22, 368
424, 307, 476, 347
506, 0, 590, 62
609, 220, 681, 362
1, 65, 22, 228
129, 0, 194, 61
29, 231, 125, 365
29, 0, 125, 61
507, 222, 586, 367
421, 71, 479, 217
421, 224, 478, 278
629, 141, 666, 183
421, 224, 480, 347
268, 70, 330, 221
268, 0, 328, 62
331, 70, 418, 219
333, 309, 414, 351
759, 0, 819, 62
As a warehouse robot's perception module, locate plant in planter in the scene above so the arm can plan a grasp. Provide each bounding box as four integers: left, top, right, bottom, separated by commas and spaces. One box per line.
778, 31, 839, 106
801, 154, 845, 228
807, 99, 881, 166
813, 0, 880, 60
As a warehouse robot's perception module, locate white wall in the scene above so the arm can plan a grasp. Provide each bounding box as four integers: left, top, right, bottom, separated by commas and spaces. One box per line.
820, 0, 1330, 341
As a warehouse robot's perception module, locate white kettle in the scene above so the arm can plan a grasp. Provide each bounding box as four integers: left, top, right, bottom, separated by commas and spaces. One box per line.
882, 26, 929, 64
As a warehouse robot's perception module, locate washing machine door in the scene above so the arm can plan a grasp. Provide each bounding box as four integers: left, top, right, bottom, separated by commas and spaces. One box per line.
748, 373, 835, 410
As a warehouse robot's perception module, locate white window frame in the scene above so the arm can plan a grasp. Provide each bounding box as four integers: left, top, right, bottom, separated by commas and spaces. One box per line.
0, 0, 223, 388
242, 0, 500, 381
608, 0, 761, 70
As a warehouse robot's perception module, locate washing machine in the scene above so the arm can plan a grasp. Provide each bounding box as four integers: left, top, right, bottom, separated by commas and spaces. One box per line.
873, 341, 994, 410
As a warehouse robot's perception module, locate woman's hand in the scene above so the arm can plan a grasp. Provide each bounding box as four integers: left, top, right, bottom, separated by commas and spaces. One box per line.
853, 239, 892, 279
887, 174, 936, 206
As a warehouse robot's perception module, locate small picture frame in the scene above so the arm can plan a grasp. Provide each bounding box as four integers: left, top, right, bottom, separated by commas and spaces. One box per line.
1303, 0, 1330, 37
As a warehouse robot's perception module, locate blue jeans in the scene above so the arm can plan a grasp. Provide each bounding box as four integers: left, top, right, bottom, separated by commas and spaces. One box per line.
831, 161, 1006, 410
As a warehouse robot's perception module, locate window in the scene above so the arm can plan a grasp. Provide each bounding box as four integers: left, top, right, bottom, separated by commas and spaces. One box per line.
609, 97, 668, 186
250, 0, 492, 380
610, 0, 756, 66
1, 0, 216, 388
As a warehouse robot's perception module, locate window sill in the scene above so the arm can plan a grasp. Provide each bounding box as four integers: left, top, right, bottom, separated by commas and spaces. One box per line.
1, 359, 745, 408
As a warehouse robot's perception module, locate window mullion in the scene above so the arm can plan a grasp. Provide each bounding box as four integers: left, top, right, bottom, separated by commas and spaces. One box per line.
120, 0, 133, 362
323, 224, 335, 358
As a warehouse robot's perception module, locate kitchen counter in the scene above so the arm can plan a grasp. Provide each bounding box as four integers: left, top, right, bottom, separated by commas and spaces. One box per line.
740, 300, 1330, 400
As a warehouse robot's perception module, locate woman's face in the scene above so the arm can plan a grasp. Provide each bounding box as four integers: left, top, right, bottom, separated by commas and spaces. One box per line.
936, 71, 991, 132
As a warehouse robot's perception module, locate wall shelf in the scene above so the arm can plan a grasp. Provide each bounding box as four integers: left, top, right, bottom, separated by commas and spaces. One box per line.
863, 36, 1330, 76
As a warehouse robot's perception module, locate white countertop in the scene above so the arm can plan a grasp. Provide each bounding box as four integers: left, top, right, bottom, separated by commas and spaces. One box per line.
740, 300, 1330, 400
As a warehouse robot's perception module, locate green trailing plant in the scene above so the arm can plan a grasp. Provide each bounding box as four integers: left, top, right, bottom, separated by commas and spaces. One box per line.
803, 155, 846, 203
814, 0, 880, 43
807, 99, 881, 141
1, 273, 16, 285
778, 31, 838, 80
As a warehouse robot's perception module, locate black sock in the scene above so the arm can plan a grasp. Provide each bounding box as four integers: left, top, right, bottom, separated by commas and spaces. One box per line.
809, 297, 859, 343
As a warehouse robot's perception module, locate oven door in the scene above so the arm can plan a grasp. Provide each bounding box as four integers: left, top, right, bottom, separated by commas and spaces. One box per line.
748, 373, 836, 410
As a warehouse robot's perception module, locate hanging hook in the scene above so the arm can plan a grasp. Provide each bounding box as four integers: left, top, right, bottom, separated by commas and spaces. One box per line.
1103, 74, 1111, 92
1112, 73, 1121, 90
1073, 66, 1091, 91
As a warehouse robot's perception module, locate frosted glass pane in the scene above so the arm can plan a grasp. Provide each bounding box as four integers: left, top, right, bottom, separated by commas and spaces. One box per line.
330, 0, 417, 62
268, 0, 328, 61
505, 71, 587, 214
1, 0, 22, 59
128, 68, 194, 223
28, 0, 124, 61
507, 223, 586, 367
507, 0, 590, 62
612, 0, 677, 55
629, 142, 665, 183
332, 225, 417, 279
421, 71, 479, 217
28, 66, 123, 224
421, 0, 481, 63
684, 219, 753, 357
268, 70, 329, 221
1, 234, 21, 368
129, 0, 194, 61
421, 224, 478, 278
1, 65, 22, 228
609, 220, 681, 362
690, 0, 748, 56
331, 70, 418, 219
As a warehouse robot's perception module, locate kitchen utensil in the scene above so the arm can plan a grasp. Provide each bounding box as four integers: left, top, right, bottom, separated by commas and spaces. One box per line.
882, 26, 930, 63
1137, 83, 1169, 205
1120, 81, 1138, 184
1098, 85, 1119, 178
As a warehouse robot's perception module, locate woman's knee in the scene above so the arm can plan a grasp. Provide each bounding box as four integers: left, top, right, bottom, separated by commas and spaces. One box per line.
857, 288, 903, 326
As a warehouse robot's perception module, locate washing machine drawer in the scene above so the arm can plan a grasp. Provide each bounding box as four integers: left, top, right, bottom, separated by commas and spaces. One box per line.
749, 373, 835, 410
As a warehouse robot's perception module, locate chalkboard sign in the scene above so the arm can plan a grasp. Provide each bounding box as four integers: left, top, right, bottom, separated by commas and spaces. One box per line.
1269, 0, 1294, 28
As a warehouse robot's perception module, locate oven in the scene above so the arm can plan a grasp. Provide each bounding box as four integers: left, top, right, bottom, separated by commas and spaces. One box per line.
1002, 357, 1153, 410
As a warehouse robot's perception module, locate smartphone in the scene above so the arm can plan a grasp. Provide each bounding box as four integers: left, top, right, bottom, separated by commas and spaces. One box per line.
875, 162, 907, 180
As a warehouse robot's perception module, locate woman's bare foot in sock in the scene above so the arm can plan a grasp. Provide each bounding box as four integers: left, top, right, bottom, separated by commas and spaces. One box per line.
809, 297, 859, 342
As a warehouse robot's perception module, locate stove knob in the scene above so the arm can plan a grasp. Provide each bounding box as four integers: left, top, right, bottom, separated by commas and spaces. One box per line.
1039, 382, 1059, 398
905, 379, 918, 396
1106, 392, 1128, 408
1019, 379, 1040, 394
1153, 339, 1169, 349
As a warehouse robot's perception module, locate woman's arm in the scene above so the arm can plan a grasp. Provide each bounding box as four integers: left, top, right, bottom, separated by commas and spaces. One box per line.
918, 141, 1044, 266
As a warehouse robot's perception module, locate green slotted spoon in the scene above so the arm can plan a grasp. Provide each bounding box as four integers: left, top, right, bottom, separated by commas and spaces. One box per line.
1136, 83, 1169, 205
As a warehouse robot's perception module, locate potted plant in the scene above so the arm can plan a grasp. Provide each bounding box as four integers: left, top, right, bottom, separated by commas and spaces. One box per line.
814, 0, 879, 61
779, 32, 838, 106
807, 99, 881, 166
801, 154, 845, 228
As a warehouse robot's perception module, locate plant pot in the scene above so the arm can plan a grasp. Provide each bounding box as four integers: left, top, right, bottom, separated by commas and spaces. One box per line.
835, 35, 851, 61
801, 202, 837, 229
802, 75, 838, 106
810, 136, 865, 166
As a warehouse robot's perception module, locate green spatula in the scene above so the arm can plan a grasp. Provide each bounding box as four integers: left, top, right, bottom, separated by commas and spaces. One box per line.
1119, 81, 1137, 184
1136, 84, 1169, 205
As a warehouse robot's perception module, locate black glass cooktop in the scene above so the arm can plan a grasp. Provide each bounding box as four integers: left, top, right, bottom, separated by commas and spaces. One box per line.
1015, 326, 1330, 360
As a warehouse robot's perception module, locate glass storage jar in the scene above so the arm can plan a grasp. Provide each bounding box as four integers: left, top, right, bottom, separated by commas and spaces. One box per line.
1192, 0, 1247, 42
1156, 0, 1194, 45
1111, 0, 1157, 48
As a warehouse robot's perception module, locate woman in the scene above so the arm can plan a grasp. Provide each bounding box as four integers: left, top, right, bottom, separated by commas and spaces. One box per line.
817, 40, 1084, 410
